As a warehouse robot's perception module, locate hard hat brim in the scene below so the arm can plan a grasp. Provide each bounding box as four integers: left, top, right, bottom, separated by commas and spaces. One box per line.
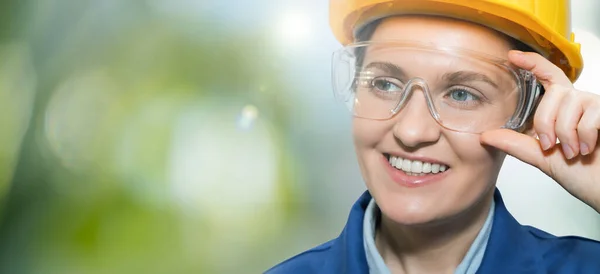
330, 0, 583, 82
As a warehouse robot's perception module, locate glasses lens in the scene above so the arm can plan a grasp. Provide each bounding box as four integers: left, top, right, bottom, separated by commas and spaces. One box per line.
332, 42, 523, 133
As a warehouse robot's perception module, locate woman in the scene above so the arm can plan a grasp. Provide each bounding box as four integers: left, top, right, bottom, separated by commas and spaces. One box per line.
268, 0, 600, 273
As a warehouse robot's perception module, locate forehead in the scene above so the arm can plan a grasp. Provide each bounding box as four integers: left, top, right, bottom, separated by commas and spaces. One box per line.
360, 48, 515, 92
369, 16, 513, 59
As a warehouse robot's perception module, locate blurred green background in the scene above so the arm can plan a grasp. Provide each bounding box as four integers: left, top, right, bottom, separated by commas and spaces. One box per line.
0, 1, 599, 273
0, 1, 358, 273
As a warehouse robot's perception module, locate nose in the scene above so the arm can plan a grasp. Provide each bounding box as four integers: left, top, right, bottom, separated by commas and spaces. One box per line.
391, 86, 442, 148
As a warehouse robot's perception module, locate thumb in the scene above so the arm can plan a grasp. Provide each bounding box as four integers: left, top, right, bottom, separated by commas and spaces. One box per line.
480, 129, 546, 170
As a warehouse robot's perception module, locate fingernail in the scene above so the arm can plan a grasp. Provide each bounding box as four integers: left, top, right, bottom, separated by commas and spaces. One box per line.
562, 143, 574, 159
539, 134, 552, 150
580, 143, 590, 155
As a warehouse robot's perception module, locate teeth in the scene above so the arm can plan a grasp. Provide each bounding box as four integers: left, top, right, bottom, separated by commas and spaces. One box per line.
411, 161, 422, 173
388, 155, 448, 175
391, 157, 399, 169
401, 159, 411, 172
406, 172, 427, 176
394, 158, 403, 169
422, 162, 431, 173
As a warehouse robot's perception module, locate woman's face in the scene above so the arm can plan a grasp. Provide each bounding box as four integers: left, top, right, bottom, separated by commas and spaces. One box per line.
354, 16, 512, 225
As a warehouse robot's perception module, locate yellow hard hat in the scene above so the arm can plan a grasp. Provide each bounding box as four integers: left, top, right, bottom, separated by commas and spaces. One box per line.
329, 0, 583, 82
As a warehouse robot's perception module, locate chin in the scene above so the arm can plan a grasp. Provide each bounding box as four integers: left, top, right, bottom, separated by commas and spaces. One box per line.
377, 195, 451, 226
369, 181, 487, 228
376, 184, 495, 230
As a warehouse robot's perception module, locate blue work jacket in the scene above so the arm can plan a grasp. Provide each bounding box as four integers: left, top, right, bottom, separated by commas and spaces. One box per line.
266, 189, 600, 273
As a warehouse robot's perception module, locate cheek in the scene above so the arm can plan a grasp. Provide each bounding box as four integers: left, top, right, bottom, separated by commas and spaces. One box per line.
446, 133, 506, 181
352, 118, 389, 148
352, 119, 393, 179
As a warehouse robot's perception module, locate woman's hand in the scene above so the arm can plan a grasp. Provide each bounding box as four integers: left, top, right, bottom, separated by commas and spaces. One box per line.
481, 50, 600, 213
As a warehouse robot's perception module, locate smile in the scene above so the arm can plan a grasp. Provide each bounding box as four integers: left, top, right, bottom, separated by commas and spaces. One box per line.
384, 153, 450, 176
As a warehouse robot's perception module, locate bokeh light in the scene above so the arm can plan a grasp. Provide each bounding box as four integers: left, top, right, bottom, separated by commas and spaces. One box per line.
275, 11, 313, 48
44, 71, 122, 172
237, 104, 259, 130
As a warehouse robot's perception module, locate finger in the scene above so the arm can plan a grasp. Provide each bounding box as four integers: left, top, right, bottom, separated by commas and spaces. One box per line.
480, 129, 546, 171
481, 129, 581, 179
555, 90, 583, 159
508, 51, 573, 87
532, 84, 568, 150
577, 101, 600, 155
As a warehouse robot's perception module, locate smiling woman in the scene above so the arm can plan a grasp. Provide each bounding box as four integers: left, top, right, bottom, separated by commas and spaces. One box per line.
267, 0, 600, 273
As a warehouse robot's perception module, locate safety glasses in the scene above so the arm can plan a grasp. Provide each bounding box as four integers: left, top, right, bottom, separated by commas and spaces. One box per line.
332, 40, 542, 133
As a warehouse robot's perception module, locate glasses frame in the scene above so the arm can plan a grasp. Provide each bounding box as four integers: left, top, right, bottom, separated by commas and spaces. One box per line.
332, 40, 542, 133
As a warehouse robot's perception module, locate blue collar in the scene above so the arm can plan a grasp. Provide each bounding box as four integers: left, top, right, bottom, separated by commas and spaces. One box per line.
362, 197, 495, 273
326, 189, 545, 274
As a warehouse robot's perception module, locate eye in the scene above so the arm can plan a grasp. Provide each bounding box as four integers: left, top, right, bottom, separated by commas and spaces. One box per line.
449, 89, 478, 102
371, 77, 403, 92
443, 87, 486, 109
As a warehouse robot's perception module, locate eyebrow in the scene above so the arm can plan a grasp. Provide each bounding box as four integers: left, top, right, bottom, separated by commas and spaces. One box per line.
362, 62, 500, 89
442, 71, 498, 89
363, 62, 408, 79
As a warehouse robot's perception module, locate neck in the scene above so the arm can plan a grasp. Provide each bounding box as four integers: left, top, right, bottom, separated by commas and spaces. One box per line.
375, 191, 494, 274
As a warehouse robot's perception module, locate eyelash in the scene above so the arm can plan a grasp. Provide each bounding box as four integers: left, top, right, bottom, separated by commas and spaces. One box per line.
358, 75, 489, 108
369, 77, 404, 99
443, 86, 487, 109
372, 77, 402, 89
